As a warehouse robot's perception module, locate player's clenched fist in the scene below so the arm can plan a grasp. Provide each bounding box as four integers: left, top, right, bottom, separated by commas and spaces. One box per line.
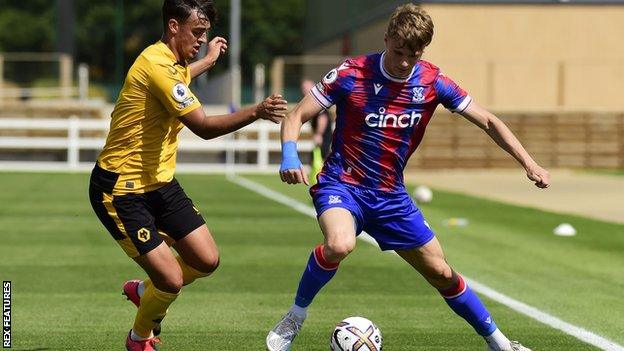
526, 163, 550, 188
256, 93, 288, 124
206, 36, 228, 64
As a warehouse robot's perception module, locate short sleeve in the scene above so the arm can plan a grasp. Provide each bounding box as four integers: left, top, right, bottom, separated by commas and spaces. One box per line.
148, 63, 201, 117
434, 72, 472, 113
310, 61, 356, 109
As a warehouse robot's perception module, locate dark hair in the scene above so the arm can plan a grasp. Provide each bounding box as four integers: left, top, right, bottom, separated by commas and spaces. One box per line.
162, 0, 217, 30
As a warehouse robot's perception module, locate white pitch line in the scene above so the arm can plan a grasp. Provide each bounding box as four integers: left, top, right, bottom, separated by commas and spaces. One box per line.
227, 174, 624, 351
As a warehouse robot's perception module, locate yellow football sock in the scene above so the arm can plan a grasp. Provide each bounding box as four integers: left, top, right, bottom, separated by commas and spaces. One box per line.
142, 278, 153, 292
176, 255, 213, 285
133, 284, 179, 338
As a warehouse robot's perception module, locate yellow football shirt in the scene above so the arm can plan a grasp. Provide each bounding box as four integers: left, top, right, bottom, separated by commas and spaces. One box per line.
97, 41, 201, 195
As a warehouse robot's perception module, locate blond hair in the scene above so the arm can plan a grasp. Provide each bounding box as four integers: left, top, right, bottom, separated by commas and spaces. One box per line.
386, 4, 434, 52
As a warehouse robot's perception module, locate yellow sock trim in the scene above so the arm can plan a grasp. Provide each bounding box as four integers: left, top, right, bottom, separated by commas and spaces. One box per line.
176, 255, 211, 285
133, 284, 179, 338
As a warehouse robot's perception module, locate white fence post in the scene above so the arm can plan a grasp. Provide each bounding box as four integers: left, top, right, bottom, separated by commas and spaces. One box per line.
0, 54, 4, 108
59, 54, 73, 100
67, 116, 79, 169
225, 133, 236, 176
78, 63, 89, 101
254, 63, 265, 104
258, 121, 269, 171
270, 57, 285, 96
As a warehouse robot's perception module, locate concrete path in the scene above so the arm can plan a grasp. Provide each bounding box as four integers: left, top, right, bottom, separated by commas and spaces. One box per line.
405, 169, 623, 224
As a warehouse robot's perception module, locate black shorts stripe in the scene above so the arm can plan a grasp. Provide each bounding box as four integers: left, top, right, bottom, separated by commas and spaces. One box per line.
89, 186, 126, 241
89, 163, 119, 194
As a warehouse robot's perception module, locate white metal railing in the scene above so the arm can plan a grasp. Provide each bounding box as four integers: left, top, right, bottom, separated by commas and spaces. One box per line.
0, 117, 313, 172
0, 87, 79, 99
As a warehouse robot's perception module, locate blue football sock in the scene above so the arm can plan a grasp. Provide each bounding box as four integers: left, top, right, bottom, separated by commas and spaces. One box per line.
440, 274, 497, 336
294, 245, 339, 308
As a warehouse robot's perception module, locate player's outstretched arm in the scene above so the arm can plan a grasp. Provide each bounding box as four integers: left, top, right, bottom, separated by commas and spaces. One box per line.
459, 100, 550, 188
280, 93, 324, 185
190, 37, 228, 78
178, 93, 287, 140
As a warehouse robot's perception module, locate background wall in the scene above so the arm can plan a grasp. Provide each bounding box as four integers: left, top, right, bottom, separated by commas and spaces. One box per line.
307, 4, 624, 111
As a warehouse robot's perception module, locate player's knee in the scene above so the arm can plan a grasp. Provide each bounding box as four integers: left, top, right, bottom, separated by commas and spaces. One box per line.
196, 255, 220, 275
157, 274, 184, 293
325, 239, 355, 261
424, 262, 454, 287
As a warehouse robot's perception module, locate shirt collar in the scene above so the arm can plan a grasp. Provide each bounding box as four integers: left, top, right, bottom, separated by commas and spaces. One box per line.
156, 41, 186, 66
379, 51, 416, 83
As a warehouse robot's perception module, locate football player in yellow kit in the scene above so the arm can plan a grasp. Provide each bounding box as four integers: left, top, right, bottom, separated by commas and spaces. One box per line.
88, 1, 287, 349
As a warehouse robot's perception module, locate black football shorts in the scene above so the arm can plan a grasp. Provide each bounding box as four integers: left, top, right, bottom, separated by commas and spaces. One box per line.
89, 164, 206, 258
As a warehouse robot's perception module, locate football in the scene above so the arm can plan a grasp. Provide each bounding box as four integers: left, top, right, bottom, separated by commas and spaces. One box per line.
330, 316, 382, 351
412, 185, 433, 203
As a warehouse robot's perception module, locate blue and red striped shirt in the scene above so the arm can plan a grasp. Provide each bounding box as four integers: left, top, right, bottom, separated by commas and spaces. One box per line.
310, 52, 471, 192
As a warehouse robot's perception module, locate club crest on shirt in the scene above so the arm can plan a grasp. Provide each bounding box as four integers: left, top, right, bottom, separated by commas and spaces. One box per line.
168, 66, 179, 77
412, 86, 426, 102
172, 82, 190, 102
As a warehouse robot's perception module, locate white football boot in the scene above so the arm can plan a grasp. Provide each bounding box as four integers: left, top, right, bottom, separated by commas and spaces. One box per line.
486, 340, 533, 351
266, 311, 305, 351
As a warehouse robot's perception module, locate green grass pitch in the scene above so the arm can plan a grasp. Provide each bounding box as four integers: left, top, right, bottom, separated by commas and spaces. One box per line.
0, 172, 622, 350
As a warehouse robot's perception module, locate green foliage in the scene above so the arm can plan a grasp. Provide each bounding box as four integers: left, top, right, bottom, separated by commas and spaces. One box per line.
74, 0, 162, 81
0, 0, 304, 89
212, 0, 305, 82
0, 0, 55, 52
73, 1, 119, 80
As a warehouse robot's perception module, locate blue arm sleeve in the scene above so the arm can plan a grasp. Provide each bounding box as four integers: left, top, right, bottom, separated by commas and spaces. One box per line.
280, 141, 302, 172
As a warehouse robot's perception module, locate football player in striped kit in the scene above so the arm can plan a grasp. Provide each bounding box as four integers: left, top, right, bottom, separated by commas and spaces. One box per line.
267, 3, 549, 351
